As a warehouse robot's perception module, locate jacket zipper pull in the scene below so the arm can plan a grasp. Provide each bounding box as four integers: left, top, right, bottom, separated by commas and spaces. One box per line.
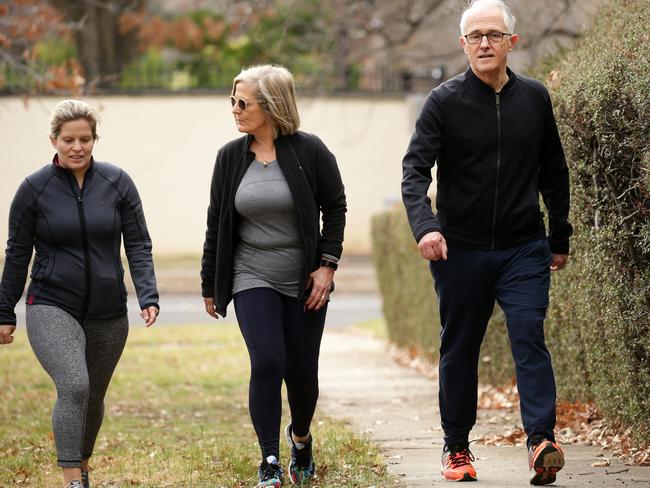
77, 196, 83, 203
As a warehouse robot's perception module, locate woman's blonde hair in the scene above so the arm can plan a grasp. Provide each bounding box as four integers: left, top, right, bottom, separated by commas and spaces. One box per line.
49, 99, 100, 139
233, 65, 300, 137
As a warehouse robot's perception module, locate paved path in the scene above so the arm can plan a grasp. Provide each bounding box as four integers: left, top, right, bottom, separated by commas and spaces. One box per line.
13, 292, 382, 329
318, 330, 650, 487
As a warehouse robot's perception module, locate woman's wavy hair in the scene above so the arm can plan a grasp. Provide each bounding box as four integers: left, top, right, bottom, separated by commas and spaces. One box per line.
233, 65, 300, 138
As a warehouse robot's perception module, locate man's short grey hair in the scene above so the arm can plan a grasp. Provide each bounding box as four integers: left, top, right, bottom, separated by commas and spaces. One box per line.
460, 0, 516, 35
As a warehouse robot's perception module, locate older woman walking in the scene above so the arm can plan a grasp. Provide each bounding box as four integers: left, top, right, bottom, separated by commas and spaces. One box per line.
201, 65, 346, 487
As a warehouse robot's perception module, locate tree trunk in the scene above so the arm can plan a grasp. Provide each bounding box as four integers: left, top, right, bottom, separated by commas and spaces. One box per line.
47, 0, 142, 91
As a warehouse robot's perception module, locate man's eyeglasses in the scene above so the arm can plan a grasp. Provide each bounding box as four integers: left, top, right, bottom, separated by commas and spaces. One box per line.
464, 32, 512, 44
230, 96, 254, 111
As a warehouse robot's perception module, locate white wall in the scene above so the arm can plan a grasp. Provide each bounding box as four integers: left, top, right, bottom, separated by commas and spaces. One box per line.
0, 95, 415, 256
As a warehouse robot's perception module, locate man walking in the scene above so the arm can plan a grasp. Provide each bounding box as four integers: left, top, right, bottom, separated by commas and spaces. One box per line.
401, 0, 572, 484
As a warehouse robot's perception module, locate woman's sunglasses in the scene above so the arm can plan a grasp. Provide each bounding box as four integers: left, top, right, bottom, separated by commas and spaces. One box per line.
230, 96, 254, 111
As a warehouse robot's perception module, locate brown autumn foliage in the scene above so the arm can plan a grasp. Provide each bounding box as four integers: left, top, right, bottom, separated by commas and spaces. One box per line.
0, 0, 81, 93
476, 392, 650, 466
389, 340, 649, 465
2, 1, 231, 92
0, 0, 66, 52
117, 7, 229, 56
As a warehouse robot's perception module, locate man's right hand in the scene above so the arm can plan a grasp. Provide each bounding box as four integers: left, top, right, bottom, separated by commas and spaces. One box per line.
203, 297, 220, 319
418, 231, 448, 261
0, 325, 16, 345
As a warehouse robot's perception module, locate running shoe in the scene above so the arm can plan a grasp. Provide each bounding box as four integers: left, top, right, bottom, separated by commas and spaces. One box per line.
81, 470, 89, 488
65, 481, 84, 488
285, 423, 316, 483
528, 439, 564, 485
257, 459, 284, 487
441, 443, 477, 481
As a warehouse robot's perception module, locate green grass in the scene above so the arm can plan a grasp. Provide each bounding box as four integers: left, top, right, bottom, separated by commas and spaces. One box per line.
0, 325, 396, 487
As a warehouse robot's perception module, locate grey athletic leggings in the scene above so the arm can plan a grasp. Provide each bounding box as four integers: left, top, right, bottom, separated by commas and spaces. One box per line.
25, 305, 128, 468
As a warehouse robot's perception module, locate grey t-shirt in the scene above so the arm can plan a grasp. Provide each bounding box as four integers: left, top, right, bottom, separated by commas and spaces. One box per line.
232, 160, 304, 297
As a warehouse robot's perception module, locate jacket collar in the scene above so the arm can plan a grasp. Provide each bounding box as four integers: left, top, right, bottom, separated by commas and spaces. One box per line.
244, 133, 300, 168
466, 66, 517, 94
50, 153, 96, 178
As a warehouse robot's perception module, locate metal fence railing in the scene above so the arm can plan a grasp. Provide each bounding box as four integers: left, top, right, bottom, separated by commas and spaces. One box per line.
1, 59, 445, 95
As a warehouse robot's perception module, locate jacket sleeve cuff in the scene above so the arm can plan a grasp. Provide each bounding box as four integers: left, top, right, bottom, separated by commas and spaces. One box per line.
415, 226, 443, 244
548, 238, 570, 255
0, 309, 17, 326
317, 243, 342, 261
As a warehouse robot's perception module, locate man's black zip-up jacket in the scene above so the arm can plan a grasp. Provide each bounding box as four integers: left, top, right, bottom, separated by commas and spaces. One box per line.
201, 131, 347, 317
402, 67, 572, 253
0, 159, 159, 325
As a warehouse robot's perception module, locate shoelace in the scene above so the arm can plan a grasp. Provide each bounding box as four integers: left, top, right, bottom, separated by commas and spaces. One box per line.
445, 448, 475, 469
260, 463, 282, 481
293, 441, 312, 467
81, 470, 89, 488
529, 436, 549, 451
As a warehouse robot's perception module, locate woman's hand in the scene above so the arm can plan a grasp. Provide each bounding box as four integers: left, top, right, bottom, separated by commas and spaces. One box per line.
0, 325, 16, 345
305, 266, 335, 311
204, 297, 220, 319
140, 306, 159, 327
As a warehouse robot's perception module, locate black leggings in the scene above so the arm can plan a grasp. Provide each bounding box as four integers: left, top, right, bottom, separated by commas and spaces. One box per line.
234, 287, 327, 460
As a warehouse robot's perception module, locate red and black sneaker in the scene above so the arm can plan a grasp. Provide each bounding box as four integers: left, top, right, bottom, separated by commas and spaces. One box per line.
441, 444, 477, 482
528, 439, 565, 485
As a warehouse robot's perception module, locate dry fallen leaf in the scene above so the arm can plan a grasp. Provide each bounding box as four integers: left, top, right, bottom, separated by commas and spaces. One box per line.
387, 342, 650, 466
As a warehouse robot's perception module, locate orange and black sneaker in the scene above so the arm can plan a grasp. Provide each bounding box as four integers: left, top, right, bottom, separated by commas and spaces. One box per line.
528, 439, 565, 485
441, 444, 477, 482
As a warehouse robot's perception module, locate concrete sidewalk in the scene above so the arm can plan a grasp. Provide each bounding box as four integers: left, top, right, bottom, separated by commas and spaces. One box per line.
318, 330, 650, 487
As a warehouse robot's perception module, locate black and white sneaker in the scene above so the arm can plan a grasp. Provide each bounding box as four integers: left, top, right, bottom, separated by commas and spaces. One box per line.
81, 469, 90, 488
285, 423, 316, 484
257, 458, 284, 487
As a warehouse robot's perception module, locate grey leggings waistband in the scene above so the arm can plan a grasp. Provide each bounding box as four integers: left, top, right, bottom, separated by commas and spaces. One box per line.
26, 305, 128, 468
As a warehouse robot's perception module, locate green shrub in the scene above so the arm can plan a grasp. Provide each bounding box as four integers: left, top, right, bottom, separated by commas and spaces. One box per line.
371, 207, 439, 359
544, 0, 650, 442
371, 207, 512, 383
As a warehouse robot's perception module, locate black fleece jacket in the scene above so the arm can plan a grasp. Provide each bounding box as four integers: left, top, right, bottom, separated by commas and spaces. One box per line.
201, 131, 347, 317
402, 67, 572, 253
0, 159, 159, 325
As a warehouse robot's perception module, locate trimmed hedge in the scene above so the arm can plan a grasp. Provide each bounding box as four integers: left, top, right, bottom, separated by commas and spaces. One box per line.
544, 0, 650, 442
372, 0, 649, 443
371, 208, 512, 385
371, 207, 439, 358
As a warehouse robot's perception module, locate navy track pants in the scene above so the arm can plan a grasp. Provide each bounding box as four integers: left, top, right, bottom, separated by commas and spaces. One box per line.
429, 238, 557, 447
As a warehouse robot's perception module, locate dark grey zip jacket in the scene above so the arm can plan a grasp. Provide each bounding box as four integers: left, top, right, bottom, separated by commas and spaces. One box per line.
0, 159, 159, 325
402, 67, 572, 253
201, 131, 347, 317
